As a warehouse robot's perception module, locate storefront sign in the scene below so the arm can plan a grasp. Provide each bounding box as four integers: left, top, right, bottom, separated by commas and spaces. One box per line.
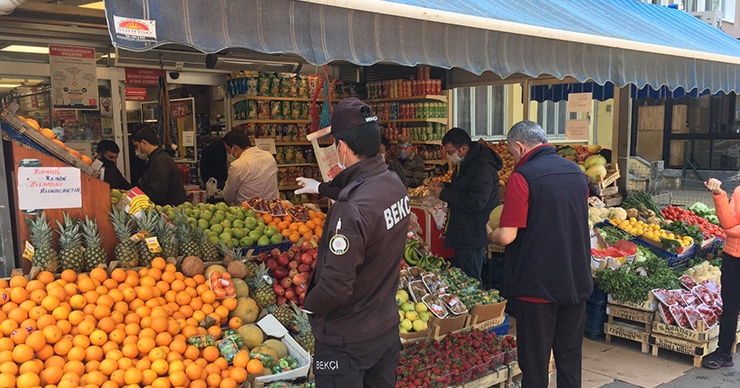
125, 87, 148, 101
113, 16, 157, 43
170, 101, 190, 119
125, 68, 163, 86
568, 92, 593, 113
17, 167, 82, 210
255, 139, 277, 154
49, 45, 99, 110
565, 119, 590, 140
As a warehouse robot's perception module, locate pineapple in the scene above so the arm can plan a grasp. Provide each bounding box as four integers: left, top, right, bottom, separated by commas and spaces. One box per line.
25, 212, 59, 272
248, 264, 276, 308
195, 227, 218, 262
109, 208, 139, 268
268, 303, 294, 329
291, 302, 315, 355
175, 209, 200, 258
56, 213, 84, 272
134, 208, 159, 267
81, 216, 107, 271
155, 214, 178, 259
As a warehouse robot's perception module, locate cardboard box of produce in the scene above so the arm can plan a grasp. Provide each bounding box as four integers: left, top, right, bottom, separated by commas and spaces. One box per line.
430, 313, 469, 337
254, 314, 311, 384
472, 301, 507, 323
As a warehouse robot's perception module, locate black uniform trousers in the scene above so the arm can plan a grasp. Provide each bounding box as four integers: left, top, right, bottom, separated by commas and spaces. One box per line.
516, 300, 586, 388
719, 255, 740, 352
313, 325, 400, 388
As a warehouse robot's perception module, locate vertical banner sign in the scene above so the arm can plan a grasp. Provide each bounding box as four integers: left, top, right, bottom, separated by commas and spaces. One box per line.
17, 167, 82, 210
49, 45, 99, 110
125, 68, 164, 86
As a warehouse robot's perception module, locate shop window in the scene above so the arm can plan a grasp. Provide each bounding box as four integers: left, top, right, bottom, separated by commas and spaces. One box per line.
536, 100, 567, 138
685, 0, 735, 23
452, 85, 507, 139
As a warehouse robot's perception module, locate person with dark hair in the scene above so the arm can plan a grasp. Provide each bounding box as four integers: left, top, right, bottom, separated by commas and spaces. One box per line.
395, 136, 425, 188
381, 136, 407, 185
131, 124, 187, 206
199, 137, 228, 190
222, 130, 278, 205
297, 98, 409, 388
429, 127, 503, 283
96, 140, 132, 190
487, 121, 591, 388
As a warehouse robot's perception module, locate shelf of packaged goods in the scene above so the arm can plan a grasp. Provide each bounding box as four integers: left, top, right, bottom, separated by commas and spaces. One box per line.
278, 185, 301, 191
365, 95, 448, 103
379, 118, 448, 125
233, 119, 312, 126
274, 141, 332, 146
231, 95, 355, 103
391, 140, 442, 145
424, 160, 448, 165
277, 163, 318, 167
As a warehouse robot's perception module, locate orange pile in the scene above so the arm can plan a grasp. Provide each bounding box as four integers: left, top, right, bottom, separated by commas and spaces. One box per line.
256, 210, 326, 244
0, 258, 255, 388
16, 116, 93, 166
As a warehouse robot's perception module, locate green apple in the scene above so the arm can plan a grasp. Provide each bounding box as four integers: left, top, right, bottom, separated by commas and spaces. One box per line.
182, 202, 193, 209
209, 218, 220, 227
197, 219, 210, 230
415, 303, 428, 313
206, 231, 217, 238
239, 236, 254, 247
246, 210, 257, 218
418, 312, 430, 322
270, 234, 284, 245
396, 290, 409, 305
235, 212, 246, 221
264, 226, 278, 238
412, 320, 427, 332
257, 236, 271, 247
232, 229, 247, 239
232, 220, 245, 229
210, 224, 224, 234
401, 302, 415, 313
231, 238, 240, 248
199, 210, 213, 221
220, 219, 232, 229
191, 209, 201, 219
212, 213, 225, 223
219, 232, 233, 242
226, 214, 237, 223
208, 236, 221, 245
244, 219, 257, 230
187, 217, 197, 227
216, 202, 228, 211
248, 230, 263, 241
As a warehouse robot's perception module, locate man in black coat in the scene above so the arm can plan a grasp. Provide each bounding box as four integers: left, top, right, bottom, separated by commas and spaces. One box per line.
199, 136, 228, 189
131, 124, 188, 206
430, 128, 502, 283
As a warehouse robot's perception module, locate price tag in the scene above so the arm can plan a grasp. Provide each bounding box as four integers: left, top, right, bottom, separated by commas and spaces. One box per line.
146, 236, 162, 253
22, 241, 35, 262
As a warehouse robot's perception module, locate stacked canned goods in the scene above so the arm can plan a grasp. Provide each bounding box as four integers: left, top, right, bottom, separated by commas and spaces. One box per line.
381, 123, 445, 142
369, 102, 447, 120
366, 79, 443, 99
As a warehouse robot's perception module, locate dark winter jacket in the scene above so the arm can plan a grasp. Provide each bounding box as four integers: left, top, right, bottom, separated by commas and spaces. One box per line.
305, 155, 410, 345
200, 139, 228, 189
100, 158, 132, 190
440, 142, 503, 249
398, 153, 425, 188
139, 148, 188, 206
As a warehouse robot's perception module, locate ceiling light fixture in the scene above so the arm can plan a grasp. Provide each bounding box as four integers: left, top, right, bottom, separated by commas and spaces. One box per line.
0, 84, 21, 88
1, 45, 50, 54
79, 2, 105, 10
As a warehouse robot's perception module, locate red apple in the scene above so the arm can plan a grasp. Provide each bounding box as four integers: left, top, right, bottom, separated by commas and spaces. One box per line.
277, 252, 290, 267
298, 263, 311, 273
270, 248, 281, 259
289, 260, 300, 269
273, 267, 288, 280
277, 296, 287, 305
300, 241, 314, 252
288, 268, 299, 279
311, 261, 316, 269
256, 252, 269, 263
299, 293, 305, 304
300, 253, 313, 264
285, 288, 296, 300
280, 277, 293, 289
265, 259, 278, 272
272, 283, 285, 296
293, 273, 307, 287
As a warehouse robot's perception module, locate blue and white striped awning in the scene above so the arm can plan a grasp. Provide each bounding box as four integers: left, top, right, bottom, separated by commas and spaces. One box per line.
104, 0, 740, 93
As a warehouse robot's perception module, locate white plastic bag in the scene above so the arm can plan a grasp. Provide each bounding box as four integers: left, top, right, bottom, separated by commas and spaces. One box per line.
206, 177, 218, 198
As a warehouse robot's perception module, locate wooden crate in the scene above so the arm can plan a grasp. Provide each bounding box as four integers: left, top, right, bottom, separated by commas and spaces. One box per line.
470, 314, 506, 332
650, 333, 719, 368
651, 319, 719, 344
607, 294, 658, 312
460, 366, 508, 388
604, 321, 651, 353
606, 304, 654, 333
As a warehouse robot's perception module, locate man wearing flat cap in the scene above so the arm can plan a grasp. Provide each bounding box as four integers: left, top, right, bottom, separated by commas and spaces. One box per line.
300, 98, 410, 387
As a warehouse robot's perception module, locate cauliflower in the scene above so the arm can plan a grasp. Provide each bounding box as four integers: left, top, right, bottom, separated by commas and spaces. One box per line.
686, 261, 722, 285
608, 207, 628, 221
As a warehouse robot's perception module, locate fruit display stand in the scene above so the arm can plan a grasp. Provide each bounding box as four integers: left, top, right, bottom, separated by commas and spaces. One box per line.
1, 112, 116, 273
410, 205, 454, 258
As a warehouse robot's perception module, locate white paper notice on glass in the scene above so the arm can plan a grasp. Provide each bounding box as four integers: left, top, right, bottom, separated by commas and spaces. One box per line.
17, 167, 82, 210
182, 131, 195, 147
567, 93, 593, 113
565, 120, 590, 140
254, 139, 277, 154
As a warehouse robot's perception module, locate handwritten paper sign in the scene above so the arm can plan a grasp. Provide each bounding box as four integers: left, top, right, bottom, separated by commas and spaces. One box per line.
255, 139, 277, 154
18, 167, 82, 210
566, 120, 590, 140
182, 131, 195, 147
568, 93, 593, 113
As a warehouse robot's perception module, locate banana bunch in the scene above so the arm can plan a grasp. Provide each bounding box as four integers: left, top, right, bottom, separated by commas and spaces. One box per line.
403, 239, 447, 271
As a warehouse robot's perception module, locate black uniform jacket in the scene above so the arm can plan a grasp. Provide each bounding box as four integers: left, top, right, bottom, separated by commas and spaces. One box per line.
304, 155, 410, 345
139, 148, 188, 206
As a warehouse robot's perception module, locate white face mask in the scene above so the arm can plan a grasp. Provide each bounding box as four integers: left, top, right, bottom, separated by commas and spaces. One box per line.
336, 143, 347, 170
226, 147, 238, 164
449, 152, 463, 164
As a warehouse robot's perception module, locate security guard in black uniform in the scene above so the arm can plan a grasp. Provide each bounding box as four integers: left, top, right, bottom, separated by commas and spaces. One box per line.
298, 98, 410, 387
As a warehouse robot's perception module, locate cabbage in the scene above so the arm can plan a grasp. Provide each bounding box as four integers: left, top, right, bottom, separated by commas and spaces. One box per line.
585, 165, 607, 181
584, 155, 608, 169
